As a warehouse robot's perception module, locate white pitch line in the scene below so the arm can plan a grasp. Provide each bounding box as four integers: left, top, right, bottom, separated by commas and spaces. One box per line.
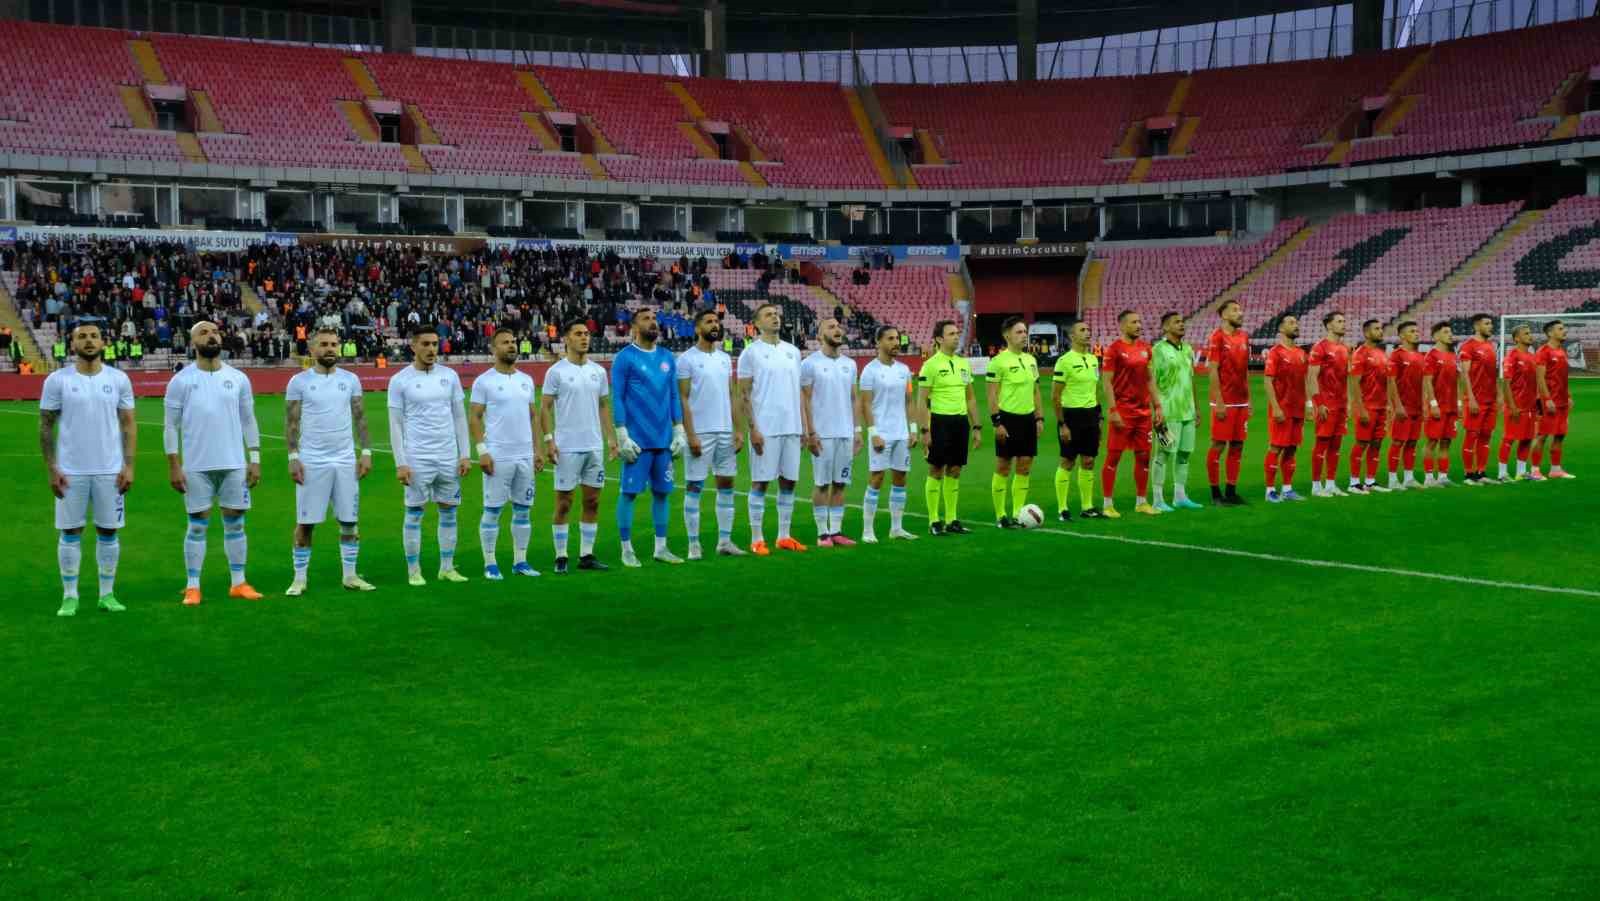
5, 408, 1595, 600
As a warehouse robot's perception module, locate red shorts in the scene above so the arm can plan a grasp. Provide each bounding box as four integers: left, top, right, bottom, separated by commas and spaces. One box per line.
1354, 407, 1388, 443
1314, 406, 1348, 439
1424, 412, 1458, 441
1463, 402, 1497, 434
1210, 406, 1250, 442
1108, 412, 1152, 452
1268, 415, 1305, 448
1540, 407, 1569, 437
1503, 408, 1538, 442
1390, 413, 1422, 443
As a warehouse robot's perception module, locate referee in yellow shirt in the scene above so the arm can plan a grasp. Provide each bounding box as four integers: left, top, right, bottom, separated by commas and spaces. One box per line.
987, 316, 1043, 528
916, 320, 982, 535
1051, 321, 1105, 521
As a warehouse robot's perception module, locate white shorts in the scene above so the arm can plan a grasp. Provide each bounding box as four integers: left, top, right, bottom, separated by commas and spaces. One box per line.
403, 461, 462, 507
554, 449, 606, 492
483, 456, 536, 508
868, 437, 912, 473
55, 473, 125, 530
811, 436, 855, 487
751, 434, 801, 483
185, 468, 251, 514
296, 464, 360, 525
684, 432, 738, 482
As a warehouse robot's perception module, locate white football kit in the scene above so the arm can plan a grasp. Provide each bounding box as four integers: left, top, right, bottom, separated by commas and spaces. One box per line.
470, 367, 538, 507
545, 358, 608, 491
41, 365, 135, 530
801, 351, 857, 486
737, 338, 803, 482
164, 363, 259, 513
678, 345, 738, 481
286, 367, 363, 525
859, 358, 914, 473
388, 363, 469, 506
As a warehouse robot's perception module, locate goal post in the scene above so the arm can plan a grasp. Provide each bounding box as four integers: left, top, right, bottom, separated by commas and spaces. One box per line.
1499, 312, 1599, 376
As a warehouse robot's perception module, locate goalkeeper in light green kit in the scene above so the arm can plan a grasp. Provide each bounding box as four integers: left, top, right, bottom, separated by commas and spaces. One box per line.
1151, 312, 1205, 511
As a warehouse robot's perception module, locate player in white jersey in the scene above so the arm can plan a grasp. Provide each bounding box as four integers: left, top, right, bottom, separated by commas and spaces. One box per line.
164, 320, 262, 605
801, 317, 862, 547
388, 324, 472, 587
40, 320, 136, 616
541, 319, 618, 574
857, 325, 919, 543
284, 328, 376, 597
678, 310, 746, 560
736, 303, 807, 556
469, 327, 545, 580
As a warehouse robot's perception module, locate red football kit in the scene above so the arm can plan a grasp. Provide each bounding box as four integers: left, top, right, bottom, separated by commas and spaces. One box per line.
1388, 346, 1426, 442
1535, 343, 1571, 437
1350, 344, 1390, 442
1103, 338, 1154, 451
1207, 328, 1251, 441
1502, 347, 1540, 442
1458, 337, 1498, 433
1308, 338, 1350, 438
1423, 347, 1459, 441
1264, 343, 1308, 448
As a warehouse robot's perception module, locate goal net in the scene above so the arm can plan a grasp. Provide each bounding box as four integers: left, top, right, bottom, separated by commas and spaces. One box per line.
1499, 312, 1599, 376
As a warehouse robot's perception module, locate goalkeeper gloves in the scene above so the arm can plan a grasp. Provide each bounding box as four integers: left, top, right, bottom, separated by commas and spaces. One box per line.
669, 425, 688, 458
616, 426, 642, 463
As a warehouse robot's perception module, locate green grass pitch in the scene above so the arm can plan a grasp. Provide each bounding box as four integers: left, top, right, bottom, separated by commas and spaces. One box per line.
3, 375, 1599, 896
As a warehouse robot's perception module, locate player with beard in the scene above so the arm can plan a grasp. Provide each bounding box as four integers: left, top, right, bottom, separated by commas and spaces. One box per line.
40, 320, 136, 616
543, 320, 619, 573
678, 310, 746, 559
165, 320, 263, 605
388, 324, 472, 585
1497, 324, 1540, 482
1308, 312, 1352, 497
1100, 310, 1164, 517
612, 308, 688, 567
1205, 300, 1250, 505
1347, 319, 1392, 494
738, 303, 809, 553
469, 327, 545, 580
801, 317, 861, 546
1532, 319, 1575, 479
1457, 313, 1499, 484
1420, 321, 1459, 487
1262, 315, 1309, 502
284, 328, 376, 596
1150, 312, 1202, 511
858, 325, 919, 541
1385, 321, 1426, 491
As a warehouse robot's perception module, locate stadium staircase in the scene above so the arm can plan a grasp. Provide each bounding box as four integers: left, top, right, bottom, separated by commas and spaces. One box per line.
519, 111, 561, 150
120, 38, 211, 162
127, 39, 167, 83
1545, 114, 1581, 141
1388, 208, 1546, 329
1210, 223, 1319, 312
1125, 74, 1196, 184
191, 90, 224, 132
117, 85, 156, 130
239, 282, 267, 317
340, 57, 435, 173
0, 276, 48, 371
339, 100, 381, 142
916, 129, 945, 165
843, 88, 902, 190
516, 70, 558, 110
1079, 259, 1106, 310
342, 58, 382, 98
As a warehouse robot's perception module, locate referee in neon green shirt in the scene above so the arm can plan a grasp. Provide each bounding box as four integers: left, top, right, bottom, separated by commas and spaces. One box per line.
916, 320, 982, 535
1050, 321, 1104, 521
1151, 311, 1205, 511
987, 316, 1043, 527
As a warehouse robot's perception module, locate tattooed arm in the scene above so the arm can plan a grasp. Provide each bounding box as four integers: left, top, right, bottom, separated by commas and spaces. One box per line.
285, 398, 304, 484
41, 409, 68, 498
351, 394, 373, 479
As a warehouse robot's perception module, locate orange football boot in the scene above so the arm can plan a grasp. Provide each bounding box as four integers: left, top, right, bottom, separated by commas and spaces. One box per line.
750, 540, 771, 557
776, 537, 808, 553
229, 583, 264, 600
181, 587, 202, 606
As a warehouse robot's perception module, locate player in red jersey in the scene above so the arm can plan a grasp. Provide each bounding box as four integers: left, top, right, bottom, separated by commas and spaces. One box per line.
1457, 313, 1499, 484
1420, 321, 1460, 487
1497, 324, 1541, 482
1346, 319, 1391, 494
1307, 311, 1351, 497
1205, 300, 1251, 505
1384, 320, 1426, 491
1532, 319, 1575, 479
1262, 316, 1309, 503
1099, 310, 1164, 517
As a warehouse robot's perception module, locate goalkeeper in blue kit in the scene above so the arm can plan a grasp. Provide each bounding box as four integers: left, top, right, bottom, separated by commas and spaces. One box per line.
612, 309, 688, 567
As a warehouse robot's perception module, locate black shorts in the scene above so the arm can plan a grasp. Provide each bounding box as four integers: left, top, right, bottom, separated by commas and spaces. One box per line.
1059, 406, 1101, 459
928, 413, 972, 467
995, 411, 1039, 459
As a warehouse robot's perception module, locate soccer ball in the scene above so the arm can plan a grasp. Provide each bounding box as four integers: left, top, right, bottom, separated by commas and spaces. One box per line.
1015, 504, 1044, 529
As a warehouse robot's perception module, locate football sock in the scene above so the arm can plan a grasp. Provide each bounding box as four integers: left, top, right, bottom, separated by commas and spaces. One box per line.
1516, 440, 1531, 465
579, 521, 597, 556
552, 523, 570, 559
1498, 437, 1513, 466
436, 506, 457, 571
1530, 443, 1544, 469
1206, 444, 1222, 487
651, 492, 670, 540
1281, 448, 1298, 486
1173, 452, 1191, 502
292, 545, 311, 582
1310, 439, 1325, 483
1365, 445, 1380, 482
615, 492, 637, 543
940, 477, 961, 524
58, 532, 81, 598
748, 487, 767, 543
1350, 446, 1364, 480
1054, 467, 1072, 513
96, 534, 119, 597
923, 478, 942, 524
715, 488, 736, 543
813, 503, 830, 537
1132, 450, 1150, 499
888, 486, 907, 532
683, 482, 703, 541
1461, 432, 1478, 474
1323, 438, 1341, 483
776, 487, 795, 539
1101, 449, 1122, 500
339, 525, 359, 579
1151, 452, 1168, 506
403, 506, 424, 571
861, 486, 880, 531
1077, 467, 1095, 512
831, 505, 845, 534
510, 504, 532, 566
1225, 443, 1243, 487
1476, 433, 1492, 474
1387, 442, 1402, 475
991, 474, 1009, 520
479, 505, 502, 569
222, 513, 247, 587
1010, 473, 1029, 516
1264, 450, 1280, 489
1551, 445, 1563, 468
184, 514, 208, 588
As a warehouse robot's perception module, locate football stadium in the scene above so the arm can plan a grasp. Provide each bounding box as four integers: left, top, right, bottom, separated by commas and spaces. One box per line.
4, 0, 1600, 894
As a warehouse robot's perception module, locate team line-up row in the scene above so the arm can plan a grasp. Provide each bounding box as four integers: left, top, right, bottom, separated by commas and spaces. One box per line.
37, 302, 1578, 615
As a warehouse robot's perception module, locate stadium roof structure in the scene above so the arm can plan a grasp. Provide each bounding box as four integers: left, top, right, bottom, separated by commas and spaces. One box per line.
245, 0, 1346, 54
